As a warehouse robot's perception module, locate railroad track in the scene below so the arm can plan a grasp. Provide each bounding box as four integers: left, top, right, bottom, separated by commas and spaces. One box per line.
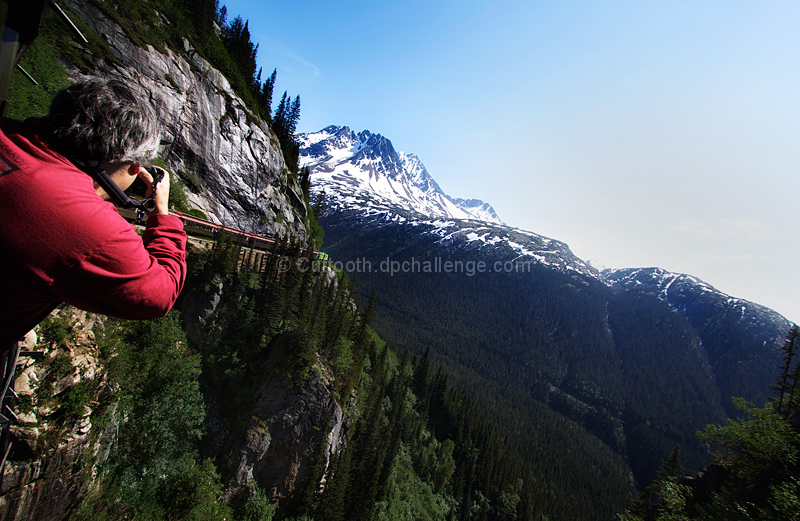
118, 207, 328, 264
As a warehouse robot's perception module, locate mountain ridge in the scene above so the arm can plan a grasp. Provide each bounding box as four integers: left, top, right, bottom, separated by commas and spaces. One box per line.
300, 124, 791, 329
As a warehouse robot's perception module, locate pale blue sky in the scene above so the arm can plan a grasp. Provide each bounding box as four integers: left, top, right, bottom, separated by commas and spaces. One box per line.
220, 0, 800, 323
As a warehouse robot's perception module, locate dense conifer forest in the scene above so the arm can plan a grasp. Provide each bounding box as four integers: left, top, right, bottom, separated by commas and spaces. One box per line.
618, 328, 800, 520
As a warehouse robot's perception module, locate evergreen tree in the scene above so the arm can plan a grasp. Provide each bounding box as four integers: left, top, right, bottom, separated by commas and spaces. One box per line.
313, 190, 326, 217
770, 324, 800, 418
412, 348, 431, 411
273, 91, 288, 137
182, 0, 217, 41
260, 68, 277, 120
221, 15, 258, 89
428, 368, 450, 436
288, 94, 301, 135
271, 90, 301, 171
300, 165, 311, 200
620, 399, 800, 521
627, 445, 686, 519
317, 448, 352, 521
656, 445, 685, 484
216, 2, 227, 26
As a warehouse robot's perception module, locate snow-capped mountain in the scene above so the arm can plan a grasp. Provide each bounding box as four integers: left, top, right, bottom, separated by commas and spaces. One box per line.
299, 124, 790, 330
298, 126, 503, 224
299, 125, 597, 276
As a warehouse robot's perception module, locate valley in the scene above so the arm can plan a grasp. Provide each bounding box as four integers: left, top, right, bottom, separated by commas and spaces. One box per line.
300, 124, 791, 509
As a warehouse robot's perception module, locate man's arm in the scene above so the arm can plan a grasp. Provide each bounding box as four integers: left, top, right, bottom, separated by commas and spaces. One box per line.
52, 169, 188, 320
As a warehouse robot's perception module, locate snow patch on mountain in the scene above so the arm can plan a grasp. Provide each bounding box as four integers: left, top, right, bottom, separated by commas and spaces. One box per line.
403, 217, 597, 277
602, 266, 789, 330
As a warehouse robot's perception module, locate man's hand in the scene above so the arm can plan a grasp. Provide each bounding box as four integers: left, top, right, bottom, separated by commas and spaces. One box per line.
139, 166, 171, 216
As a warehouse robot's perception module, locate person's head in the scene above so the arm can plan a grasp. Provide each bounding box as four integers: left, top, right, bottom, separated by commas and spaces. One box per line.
39, 76, 160, 166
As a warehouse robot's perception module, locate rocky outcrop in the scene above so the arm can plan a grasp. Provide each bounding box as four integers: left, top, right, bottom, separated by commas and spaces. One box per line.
181, 279, 225, 345
0, 310, 112, 521
64, 0, 309, 241
223, 369, 348, 512
205, 328, 349, 514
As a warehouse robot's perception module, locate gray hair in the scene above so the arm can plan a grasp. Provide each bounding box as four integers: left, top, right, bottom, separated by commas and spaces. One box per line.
42, 76, 160, 165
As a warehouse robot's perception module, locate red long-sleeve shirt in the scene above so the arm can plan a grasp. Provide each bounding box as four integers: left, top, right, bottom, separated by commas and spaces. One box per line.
0, 119, 187, 350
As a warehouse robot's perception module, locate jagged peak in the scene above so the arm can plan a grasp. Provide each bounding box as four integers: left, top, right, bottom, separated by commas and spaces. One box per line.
321, 124, 349, 134
447, 197, 502, 222
298, 125, 503, 225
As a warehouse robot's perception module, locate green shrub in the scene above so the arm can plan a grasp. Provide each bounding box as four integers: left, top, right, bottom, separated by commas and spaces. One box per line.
78, 312, 213, 518
39, 313, 73, 347
186, 208, 208, 220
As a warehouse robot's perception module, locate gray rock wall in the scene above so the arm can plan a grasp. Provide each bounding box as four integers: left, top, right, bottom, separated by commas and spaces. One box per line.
224, 370, 348, 511
64, 0, 309, 241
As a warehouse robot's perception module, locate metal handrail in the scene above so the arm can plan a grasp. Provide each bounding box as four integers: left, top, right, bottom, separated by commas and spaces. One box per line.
0, 341, 20, 490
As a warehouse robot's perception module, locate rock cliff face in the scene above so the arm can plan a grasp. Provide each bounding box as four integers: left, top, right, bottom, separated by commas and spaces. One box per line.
64, 0, 309, 241
185, 306, 350, 515
0, 3, 337, 519
222, 368, 348, 511
3, 302, 350, 520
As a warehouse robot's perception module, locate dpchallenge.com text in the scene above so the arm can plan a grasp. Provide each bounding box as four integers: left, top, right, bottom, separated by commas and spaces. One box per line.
278, 256, 536, 277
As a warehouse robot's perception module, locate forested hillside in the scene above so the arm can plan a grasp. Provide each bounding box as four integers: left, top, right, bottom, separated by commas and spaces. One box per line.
619, 328, 800, 520
316, 208, 790, 518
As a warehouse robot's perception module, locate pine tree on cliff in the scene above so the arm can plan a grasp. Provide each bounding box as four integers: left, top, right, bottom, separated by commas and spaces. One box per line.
216, 3, 227, 26
300, 165, 311, 200
272, 93, 301, 140
305, 275, 331, 349
181, 0, 217, 41
272, 91, 289, 138
324, 274, 351, 351
316, 446, 352, 521
260, 68, 277, 121
770, 323, 800, 418
288, 95, 301, 135
412, 348, 431, 416
259, 240, 288, 336
346, 346, 392, 520
625, 444, 685, 518
221, 16, 258, 88
375, 353, 412, 501
272, 91, 302, 171
428, 368, 450, 435
352, 287, 376, 353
